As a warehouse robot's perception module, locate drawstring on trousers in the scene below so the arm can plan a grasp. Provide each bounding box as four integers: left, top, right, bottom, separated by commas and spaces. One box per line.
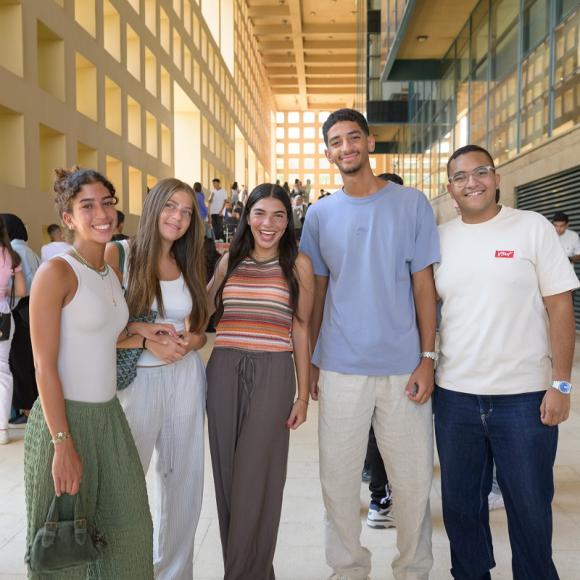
235, 353, 257, 440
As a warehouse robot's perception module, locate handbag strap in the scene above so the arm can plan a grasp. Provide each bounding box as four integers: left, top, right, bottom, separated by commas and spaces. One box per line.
8, 273, 15, 310
42, 494, 89, 547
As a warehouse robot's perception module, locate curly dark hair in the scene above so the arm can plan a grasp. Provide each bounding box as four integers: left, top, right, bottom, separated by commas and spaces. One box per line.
53, 166, 117, 217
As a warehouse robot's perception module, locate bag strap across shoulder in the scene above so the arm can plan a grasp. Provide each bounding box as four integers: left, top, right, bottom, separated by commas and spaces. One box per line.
113, 241, 126, 274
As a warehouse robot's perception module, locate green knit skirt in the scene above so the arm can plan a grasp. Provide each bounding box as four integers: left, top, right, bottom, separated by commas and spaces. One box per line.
24, 397, 154, 579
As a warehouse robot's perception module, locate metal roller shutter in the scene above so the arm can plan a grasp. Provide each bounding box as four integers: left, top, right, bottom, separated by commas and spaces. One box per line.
516, 165, 580, 329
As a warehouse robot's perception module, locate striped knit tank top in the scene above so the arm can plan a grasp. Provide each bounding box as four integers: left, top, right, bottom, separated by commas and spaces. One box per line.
215, 256, 293, 351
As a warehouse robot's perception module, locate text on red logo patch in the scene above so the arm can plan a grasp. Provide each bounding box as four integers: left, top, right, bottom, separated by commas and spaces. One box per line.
495, 250, 515, 258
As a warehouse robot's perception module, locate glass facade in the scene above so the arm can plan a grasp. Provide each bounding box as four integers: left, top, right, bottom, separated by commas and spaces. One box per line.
388, 0, 579, 199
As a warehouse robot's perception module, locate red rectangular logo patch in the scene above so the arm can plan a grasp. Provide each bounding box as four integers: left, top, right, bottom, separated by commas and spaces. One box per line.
495, 250, 515, 258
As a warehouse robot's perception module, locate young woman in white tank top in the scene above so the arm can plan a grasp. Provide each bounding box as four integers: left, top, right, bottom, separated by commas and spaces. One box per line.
25, 168, 153, 578
106, 178, 208, 580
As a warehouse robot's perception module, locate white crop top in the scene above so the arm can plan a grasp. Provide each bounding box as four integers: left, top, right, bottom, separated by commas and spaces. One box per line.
138, 274, 193, 367
57, 254, 128, 402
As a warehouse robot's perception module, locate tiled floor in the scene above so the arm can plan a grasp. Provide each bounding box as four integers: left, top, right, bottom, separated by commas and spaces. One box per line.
2, 337, 580, 579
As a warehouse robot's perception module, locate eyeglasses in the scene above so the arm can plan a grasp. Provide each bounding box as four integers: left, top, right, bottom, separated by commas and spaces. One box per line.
163, 201, 193, 219
448, 165, 496, 187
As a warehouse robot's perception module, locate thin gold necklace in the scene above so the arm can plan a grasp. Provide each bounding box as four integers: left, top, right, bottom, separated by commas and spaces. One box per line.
70, 247, 108, 278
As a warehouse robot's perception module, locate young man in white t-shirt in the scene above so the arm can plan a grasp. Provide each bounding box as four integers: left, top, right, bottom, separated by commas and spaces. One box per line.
40, 224, 71, 262
434, 144, 579, 580
208, 178, 227, 240
552, 211, 580, 263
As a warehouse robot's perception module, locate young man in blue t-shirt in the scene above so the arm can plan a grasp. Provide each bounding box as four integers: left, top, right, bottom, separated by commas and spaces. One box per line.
300, 108, 439, 580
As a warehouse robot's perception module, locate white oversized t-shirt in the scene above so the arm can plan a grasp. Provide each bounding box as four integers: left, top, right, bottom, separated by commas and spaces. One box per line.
435, 206, 579, 395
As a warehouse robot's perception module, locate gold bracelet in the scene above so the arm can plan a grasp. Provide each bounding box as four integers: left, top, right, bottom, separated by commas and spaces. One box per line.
51, 431, 71, 445
295, 398, 309, 406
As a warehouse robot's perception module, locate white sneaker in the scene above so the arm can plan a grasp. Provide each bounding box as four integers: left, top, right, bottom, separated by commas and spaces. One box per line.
488, 490, 504, 510
0, 429, 9, 445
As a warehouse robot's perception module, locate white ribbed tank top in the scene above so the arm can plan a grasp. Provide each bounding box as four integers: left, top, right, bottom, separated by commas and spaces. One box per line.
57, 253, 128, 402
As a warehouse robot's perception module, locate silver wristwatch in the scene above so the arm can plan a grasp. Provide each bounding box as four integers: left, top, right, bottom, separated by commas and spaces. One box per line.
420, 351, 439, 362
551, 380, 572, 394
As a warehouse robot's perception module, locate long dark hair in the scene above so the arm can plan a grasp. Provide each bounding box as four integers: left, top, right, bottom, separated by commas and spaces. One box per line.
125, 178, 208, 333
214, 183, 299, 321
0, 216, 21, 269
0, 214, 28, 242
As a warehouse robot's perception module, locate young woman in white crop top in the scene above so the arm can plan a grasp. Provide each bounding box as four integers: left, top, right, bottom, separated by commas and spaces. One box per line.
106, 178, 208, 580
25, 167, 153, 578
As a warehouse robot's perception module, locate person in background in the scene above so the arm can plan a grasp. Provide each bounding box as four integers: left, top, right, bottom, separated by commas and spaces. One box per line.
0, 217, 26, 445
292, 194, 306, 241
26, 167, 153, 578
194, 182, 208, 222
209, 178, 227, 241
40, 224, 71, 262
206, 183, 314, 579
283, 181, 291, 196
304, 179, 312, 204
291, 179, 303, 197
552, 211, 580, 263
0, 214, 41, 426
111, 210, 128, 241
240, 185, 249, 205
231, 182, 240, 206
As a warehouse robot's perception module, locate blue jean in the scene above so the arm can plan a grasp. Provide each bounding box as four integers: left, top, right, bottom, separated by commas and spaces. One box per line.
434, 386, 559, 580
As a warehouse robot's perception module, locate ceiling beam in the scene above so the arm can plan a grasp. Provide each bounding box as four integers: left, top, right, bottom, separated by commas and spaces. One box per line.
259, 41, 294, 51
266, 66, 299, 76
302, 24, 355, 36
288, 0, 308, 110
307, 86, 356, 94
253, 25, 293, 36
306, 66, 357, 75
303, 40, 356, 50
248, 6, 289, 18
305, 54, 357, 64
305, 78, 356, 86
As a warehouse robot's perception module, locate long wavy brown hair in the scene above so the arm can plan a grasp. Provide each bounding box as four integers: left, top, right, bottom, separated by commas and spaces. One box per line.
125, 178, 208, 333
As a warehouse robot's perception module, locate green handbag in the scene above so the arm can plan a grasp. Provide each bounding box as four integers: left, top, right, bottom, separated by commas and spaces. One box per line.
114, 240, 156, 390
26, 494, 106, 574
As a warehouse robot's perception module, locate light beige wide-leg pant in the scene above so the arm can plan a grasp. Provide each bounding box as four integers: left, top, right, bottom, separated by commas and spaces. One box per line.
319, 370, 434, 580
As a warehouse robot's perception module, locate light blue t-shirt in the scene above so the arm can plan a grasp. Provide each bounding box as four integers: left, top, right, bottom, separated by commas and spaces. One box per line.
299, 182, 440, 376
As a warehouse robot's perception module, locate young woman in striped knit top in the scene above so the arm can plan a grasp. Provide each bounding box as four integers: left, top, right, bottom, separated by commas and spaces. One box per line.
207, 183, 314, 579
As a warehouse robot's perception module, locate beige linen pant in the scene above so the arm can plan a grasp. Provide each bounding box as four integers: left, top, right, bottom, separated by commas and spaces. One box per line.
319, 370, 434, 580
